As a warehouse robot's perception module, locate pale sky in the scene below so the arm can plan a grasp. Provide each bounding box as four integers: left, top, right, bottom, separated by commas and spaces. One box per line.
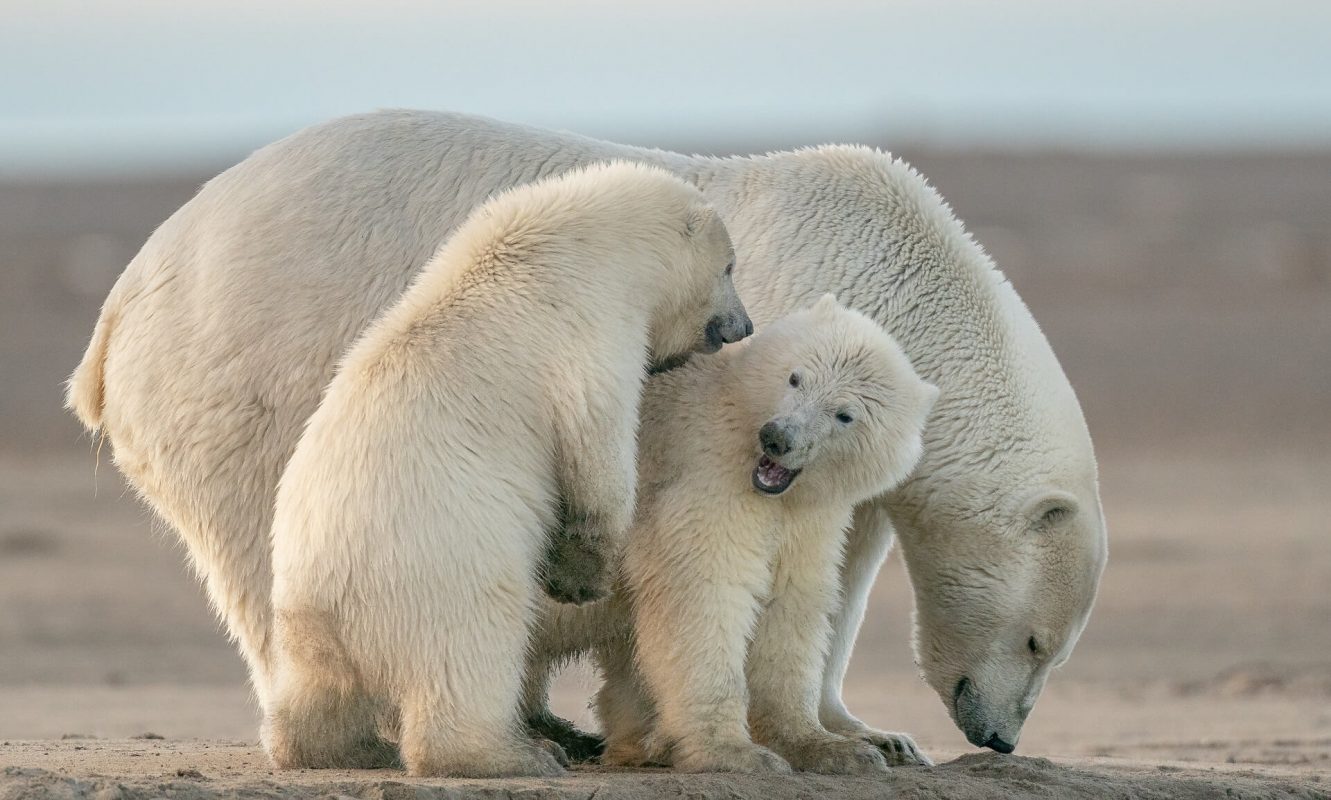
3, 0, 1330, 175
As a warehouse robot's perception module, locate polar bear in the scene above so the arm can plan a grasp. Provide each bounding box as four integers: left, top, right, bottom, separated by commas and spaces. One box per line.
68, 110, 1106, 762
593, 296, 937, 776
262, 162, 750, 778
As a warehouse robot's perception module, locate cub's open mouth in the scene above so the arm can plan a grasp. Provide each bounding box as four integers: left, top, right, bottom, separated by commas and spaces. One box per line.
752, 455, 801, 495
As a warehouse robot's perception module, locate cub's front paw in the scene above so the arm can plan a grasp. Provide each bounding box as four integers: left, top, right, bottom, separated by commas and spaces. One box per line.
532, 737, 571, 768
601, 739, 652, 768
675, 741, 793, 774
778, 735, 889, 775
540, 527, 610, 605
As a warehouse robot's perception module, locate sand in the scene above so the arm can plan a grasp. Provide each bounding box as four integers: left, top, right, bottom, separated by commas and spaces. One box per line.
3, 151, 1329, 797
3, 740, 1326, 800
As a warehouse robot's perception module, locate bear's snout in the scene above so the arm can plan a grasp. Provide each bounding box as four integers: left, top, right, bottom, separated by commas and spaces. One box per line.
704, 311, 753, 351
759, 421, 794, 458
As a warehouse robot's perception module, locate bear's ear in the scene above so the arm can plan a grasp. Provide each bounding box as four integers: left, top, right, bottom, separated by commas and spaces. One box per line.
812, 292, 841, 315
685, 205, 715, 237
1021, 490, 1081, 532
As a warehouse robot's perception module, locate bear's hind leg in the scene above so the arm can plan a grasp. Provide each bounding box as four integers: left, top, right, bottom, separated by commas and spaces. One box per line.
263, 611, 398, 769
264, 679, 398, 769
396, 575, 564, 778
594, 637, 659, 767
400, 692, 564, 778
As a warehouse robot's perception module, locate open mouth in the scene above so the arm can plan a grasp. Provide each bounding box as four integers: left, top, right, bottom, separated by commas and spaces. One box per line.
698, 333, 724, 354
752, 455, 801, 495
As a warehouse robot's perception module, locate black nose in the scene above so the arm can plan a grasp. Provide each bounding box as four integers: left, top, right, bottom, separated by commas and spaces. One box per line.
759, 421, 791, 457
706, 313, 752, 348
982, 734, 1015, 754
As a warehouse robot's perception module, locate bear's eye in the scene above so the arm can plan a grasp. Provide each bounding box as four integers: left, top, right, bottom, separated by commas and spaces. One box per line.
788, 372, 801, 388
725, 261, 734, 276
835, 411, 854, 424
1028, 635, 1041, 656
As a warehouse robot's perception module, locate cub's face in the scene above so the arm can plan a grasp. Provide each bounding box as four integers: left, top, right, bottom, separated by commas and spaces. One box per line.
648, 204, 752, 370
744, 296, 937, 506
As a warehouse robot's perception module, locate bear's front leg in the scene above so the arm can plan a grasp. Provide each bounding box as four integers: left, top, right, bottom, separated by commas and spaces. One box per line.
816, 502, 933, 766
520, 595, 625, 761
746, 530, 889, 776
628, 522, 791, 775
817, 717, 933, 767
545, 361, 641, 606
540, 506, 613, 605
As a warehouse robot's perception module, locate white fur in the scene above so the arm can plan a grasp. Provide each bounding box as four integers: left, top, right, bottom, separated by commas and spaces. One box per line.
595, 297, 936, 776
67, 110, 1107, 757
262, 162, 741, 777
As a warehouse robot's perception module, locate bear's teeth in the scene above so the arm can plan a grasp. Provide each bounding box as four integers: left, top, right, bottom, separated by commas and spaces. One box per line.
758, 458, 789, 485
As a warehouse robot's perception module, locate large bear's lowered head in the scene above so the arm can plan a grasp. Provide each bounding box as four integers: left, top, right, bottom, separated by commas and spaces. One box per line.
734, 294, 937, 505
884, 271, 1109, 755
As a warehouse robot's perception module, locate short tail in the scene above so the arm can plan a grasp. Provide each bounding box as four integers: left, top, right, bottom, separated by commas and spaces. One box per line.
66, 283, 124, 432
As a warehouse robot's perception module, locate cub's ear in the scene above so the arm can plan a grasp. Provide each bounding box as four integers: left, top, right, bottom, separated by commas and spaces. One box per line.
1021, 491, 1081, 532
812, 292, 841, 314
685, 205, 716, 237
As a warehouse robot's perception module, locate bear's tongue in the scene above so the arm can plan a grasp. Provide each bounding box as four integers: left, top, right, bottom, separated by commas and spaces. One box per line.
756, 455, 794, 489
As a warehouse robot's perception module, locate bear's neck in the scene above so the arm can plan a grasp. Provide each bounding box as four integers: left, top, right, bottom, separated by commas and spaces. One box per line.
643, 350, 758, 498
680, 153, 1016, 370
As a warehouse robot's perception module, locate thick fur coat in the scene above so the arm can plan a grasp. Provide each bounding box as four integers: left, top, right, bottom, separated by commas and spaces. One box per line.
595, 297, 937, 775
263, 162, 746, 777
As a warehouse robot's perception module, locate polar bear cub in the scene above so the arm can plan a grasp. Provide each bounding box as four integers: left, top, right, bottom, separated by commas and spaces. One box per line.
595, 295, 936, 775
264, 162, 750, 778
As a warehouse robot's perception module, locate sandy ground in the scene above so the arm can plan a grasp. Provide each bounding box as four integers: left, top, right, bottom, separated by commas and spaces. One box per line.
3, 446, 1327, 796
2, 153, 1330, 796
3, 740, 1327, 800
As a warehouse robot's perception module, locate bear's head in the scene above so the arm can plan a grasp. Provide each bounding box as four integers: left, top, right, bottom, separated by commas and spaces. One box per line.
896, 469, 1106, 755
733, 294, 937, 505
647, 199, 752, 370
882, 295, 1109, 755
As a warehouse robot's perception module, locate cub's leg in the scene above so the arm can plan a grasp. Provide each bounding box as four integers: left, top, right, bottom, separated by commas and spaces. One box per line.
747, 527, 889, 776
520, 596, 614, 762
630, 527, 791, 774
396, 548, 564, 778
818, 501, 933, 767
544, 365, 640, 605
262, 609, 398, 769
594, 631, 660, 767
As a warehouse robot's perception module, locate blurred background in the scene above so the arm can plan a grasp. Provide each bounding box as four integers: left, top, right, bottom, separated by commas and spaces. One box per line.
2, 0, 1328, 772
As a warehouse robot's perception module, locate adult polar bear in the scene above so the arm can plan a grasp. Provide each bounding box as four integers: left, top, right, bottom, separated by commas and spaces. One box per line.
69, 110, 1107, 760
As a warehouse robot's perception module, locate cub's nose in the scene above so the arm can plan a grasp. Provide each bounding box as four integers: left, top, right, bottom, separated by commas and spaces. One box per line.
759, 421, 792, 458
736, 311, 754, 340
705, 312, 752, 350
983, 734, 1016, 754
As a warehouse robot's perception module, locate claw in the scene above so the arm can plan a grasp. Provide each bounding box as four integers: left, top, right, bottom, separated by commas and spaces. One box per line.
861, 730, 932, 767
534, 737, 571, 768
